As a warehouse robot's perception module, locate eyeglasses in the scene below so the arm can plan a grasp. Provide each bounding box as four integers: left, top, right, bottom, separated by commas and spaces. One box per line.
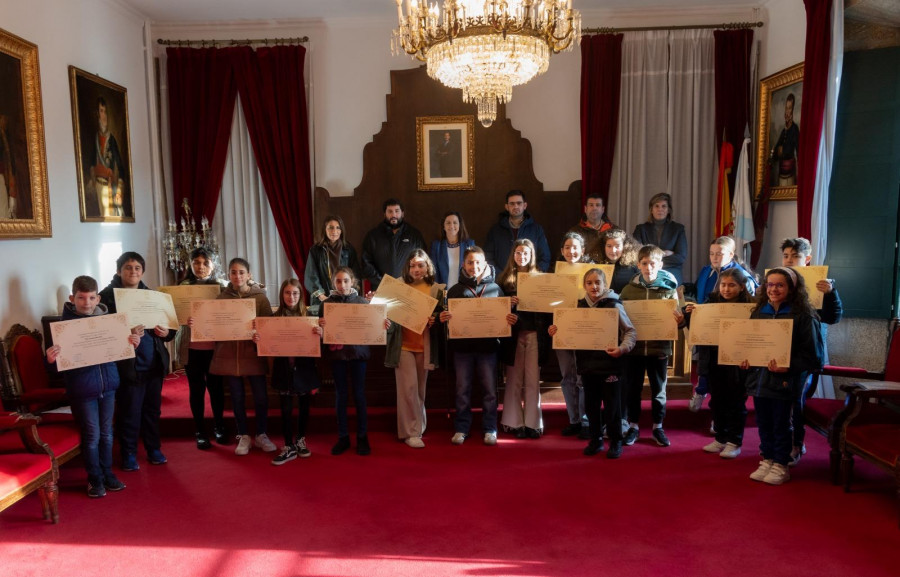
766, 282, 787, 290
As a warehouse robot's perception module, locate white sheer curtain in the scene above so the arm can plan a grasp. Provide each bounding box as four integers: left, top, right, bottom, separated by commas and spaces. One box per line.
212, 97, 293, 305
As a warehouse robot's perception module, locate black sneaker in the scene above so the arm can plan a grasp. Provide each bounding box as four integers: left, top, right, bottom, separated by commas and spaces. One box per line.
196, 433, 212, 451
87, 481, 106, 498
623, 427, 639, 446
356, 435, 371, 456
526, 427, 541, 439
296, 437, 311, 458
652, 427, 671, 447
148, 449, 168, 465
331, 436, 351, 455
607, 441, 623, 459
561, 423, 582, 436
515, 428, 528, 439
583, 439, 604, 456
104, 475, 126, 492
271, 445, 298, 466
214, 427, 229, 445
578, 427, 592, 440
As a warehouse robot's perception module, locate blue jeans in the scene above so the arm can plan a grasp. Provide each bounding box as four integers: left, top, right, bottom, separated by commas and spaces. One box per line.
332, 360, 368, 438
754, 395, 793, 466
556, 349, 587, 426
70, 392, 116, 484
225, 375, 268, 436
454, 352, 498, 435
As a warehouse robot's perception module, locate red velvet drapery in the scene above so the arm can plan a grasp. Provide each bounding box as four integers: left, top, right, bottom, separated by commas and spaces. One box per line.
233, 45, 315, 281
713, 29, 754, 196
166, 47, 238, 223
580, 34, 623, 207
797, 0, 833, 239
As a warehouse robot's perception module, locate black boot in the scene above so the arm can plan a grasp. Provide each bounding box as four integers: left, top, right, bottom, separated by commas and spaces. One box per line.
356, 435, 371, 456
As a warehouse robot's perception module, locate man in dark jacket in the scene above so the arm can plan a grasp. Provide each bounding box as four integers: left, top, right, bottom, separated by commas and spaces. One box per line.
483, 190, 551, 272
361, 198, 426, 290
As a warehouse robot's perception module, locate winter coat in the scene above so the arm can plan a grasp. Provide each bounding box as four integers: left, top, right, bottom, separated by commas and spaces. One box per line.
573, 290, 637, 375
632, 220, 688, 285
694, 260, 758, 304
304, 241, 363, 315
318, 290, 374, 361
445, 265, 506, 355
619, 270, 680, 357
483, 212, 552, 272
609, 263, 639, 294
361, 221, 426, 290
209, 283, 272, 376
58, 302, 120, 401
385, 283, 446, 369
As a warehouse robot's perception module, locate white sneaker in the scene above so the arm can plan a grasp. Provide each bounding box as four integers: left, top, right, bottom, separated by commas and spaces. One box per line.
483, 432, 498, 446
405, 437, 425, 449
763, 463, 791, 485
750, 459, 774, 481
720, 443, 742, 459
451, 432, 467, 445
254, 433, 277, 453
703, 440, 726, 453
235, 435, 252, 456
788, 444, 806, 467
689, 392, 707, 412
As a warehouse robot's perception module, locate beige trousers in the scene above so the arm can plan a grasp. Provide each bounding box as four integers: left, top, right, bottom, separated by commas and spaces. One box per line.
501, 331, 543, 431
395, 350, 428, 439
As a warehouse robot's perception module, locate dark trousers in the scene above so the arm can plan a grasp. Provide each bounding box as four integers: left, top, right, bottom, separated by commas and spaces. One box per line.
117, 368, 164, 457
708, 367, 748, 446
185, 349, 225, 433
753, 395, 793, 466
225, 375, 268, 436
332, 360, 368, 438
279, 392, 311, 446
624, 355, 668, 426
582, 373, 624, 442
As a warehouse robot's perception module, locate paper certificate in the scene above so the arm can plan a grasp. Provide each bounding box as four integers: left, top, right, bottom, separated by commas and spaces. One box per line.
256, 316, 321, 358
517, 272, 579, 312
157, 285, 221, 325
766, 266, 828, 309
717, 318, 793, 367
370, 275, 438, 334
322, 303, 387, 345
50, 313, 135, 371
190, 299, 256, 342
113, 288, 178, 330
552, 307, 619, 350
622, 299, 679, 341
448, 297, 512, 339
687, 303, 756, 346
554, 262, 615, 284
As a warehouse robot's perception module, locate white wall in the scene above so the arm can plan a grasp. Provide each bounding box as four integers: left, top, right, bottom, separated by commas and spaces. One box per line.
0, 0, 155, 332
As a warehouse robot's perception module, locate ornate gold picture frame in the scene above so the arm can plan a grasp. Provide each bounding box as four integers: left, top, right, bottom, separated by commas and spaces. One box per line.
755, 62, 804, 201
417, 115, 475, 191
0, 27, 51, 239
69, 66, 135, 222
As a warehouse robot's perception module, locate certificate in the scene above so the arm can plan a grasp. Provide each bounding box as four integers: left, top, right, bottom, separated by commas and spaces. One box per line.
687, 303, 756, 346
50, 313, 135, 371
322, 303, 387, 345
448, 297, 512, 339
190, 299, 256, 342
256, 316, 321, 358
554, 262, 614, 299
552, 307, 619, 350
370, 275, 438, 334
766, 266, 828, 309
113, 288, 178, 330
517, 272, 579, 312
157, 285, 221, 325
622, 299, 679, 341
718, 318, 793, 367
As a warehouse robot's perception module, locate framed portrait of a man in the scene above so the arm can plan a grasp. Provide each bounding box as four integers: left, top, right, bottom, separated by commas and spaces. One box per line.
416, 115, 474, 191
755, 62, 804, 201
0, 27, 51, 239
69, 66, 135, 222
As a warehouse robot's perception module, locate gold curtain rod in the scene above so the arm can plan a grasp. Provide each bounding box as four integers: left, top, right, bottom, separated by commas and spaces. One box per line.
583, 21, 763, 34
156, 37, 309, 47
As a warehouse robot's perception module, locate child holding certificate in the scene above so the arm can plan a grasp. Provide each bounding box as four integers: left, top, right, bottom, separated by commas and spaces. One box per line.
385, 250, 445, 449
743, 267, 824, 485
620, 245, 683, 448
555, 232, 593, 439
683, 268, 754, 459
548, 269, 636, 458
46, 276, 139, 498
207, 258, 275, 457
596, 228, 640, 294
267, 279, 321, 465
497, 239, 550, 439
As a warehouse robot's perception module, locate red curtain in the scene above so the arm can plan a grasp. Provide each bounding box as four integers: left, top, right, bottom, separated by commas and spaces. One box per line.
713, 30, 754, 196
580, 34, 623, 206
166, 47, 238, 223
232, 46, 315, 280
797, 0, 833, 239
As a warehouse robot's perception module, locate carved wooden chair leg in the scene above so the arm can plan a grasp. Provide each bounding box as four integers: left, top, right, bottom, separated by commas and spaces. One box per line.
37, 485, 50, 520
829, 447, 841, 485
45, 482, 59, 524
842, 453, 855, 492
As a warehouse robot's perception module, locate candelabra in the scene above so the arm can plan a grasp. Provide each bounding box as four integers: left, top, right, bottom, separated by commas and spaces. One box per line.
163, 199, 221, 281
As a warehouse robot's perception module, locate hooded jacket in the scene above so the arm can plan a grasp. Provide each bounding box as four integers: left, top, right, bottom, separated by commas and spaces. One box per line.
209, 283, 272, 376
619, 269, 680, 357
484, 211, 552, 272
59, 302, 120, 401
445, 265, 506, 354
574, 289, 637, 375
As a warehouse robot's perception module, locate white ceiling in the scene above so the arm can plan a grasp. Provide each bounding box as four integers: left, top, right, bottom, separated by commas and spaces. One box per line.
120, 0, 762, 23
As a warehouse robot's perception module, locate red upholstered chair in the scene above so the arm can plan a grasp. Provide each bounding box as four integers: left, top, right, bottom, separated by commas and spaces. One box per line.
0, 412, 59, 523
3, 324, 67, 414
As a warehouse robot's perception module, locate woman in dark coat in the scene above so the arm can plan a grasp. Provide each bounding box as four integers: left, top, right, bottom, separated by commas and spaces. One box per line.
632, 193, 688, 285
304, 215, 362, 315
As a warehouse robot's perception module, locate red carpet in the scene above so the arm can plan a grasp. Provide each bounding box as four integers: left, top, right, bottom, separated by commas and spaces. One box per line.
2, 377, 899, 577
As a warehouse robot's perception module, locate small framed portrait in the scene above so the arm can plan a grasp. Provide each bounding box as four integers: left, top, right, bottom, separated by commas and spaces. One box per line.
0, 27, 51, 239
69, 66, 135, 222
755, 62, 804, 201
416, 115, 475, 191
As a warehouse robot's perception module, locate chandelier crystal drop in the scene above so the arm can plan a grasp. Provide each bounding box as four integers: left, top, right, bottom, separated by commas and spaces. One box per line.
392, 0, 581, 128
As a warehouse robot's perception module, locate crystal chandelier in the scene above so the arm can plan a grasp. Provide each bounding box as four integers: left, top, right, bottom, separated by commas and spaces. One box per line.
163, 198, 222, 281
392, 0, 581, 127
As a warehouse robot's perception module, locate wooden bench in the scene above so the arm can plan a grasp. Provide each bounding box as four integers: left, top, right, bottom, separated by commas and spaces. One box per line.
0, 413, 60, 523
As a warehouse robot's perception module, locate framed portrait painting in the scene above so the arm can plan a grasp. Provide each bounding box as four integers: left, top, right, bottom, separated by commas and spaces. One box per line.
416, 115, 475, 191
755, 62, 804, 201
69, 66, 135, 222
0, 27, 51, 239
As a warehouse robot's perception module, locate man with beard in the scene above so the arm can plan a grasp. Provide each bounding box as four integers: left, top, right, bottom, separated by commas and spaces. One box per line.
569, 193, 615, 263
361, 198, 426, 290
484, 190, 551, 272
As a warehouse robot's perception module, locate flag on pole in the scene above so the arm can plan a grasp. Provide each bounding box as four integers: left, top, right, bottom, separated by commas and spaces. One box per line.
715, 139, 734, 237
732, 137, 755, 259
